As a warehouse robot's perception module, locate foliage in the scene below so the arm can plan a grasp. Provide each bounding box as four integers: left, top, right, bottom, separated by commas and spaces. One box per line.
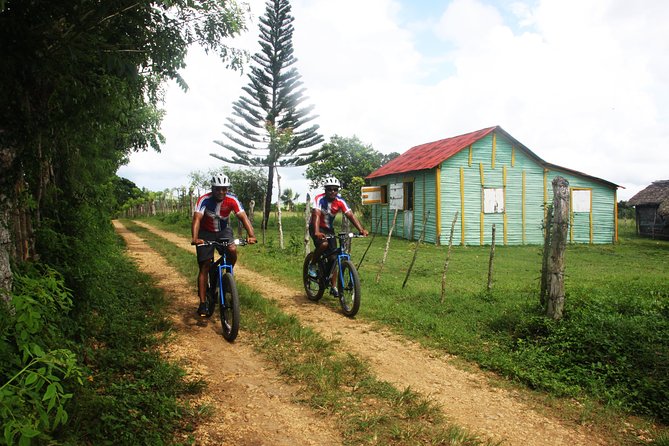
280, 188, 300, 211
618, 200, 635, 219
0, 0, 249, 260
212, 0, 323, 225
305, 135, 398, 211
0, 266, 83, 445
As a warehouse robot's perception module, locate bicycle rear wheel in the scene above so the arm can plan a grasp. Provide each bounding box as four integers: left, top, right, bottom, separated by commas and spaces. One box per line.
303, 252, 325, 301
337, 259, 361, 317
220, 272, 240, 342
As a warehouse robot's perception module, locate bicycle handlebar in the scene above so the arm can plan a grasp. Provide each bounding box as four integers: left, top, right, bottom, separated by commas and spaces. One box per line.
327, 232, 366, 239
192, 238, 248, 247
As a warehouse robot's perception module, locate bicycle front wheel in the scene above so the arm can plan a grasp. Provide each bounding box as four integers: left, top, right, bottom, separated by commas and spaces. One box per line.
303, 253, 324, 301
220, 272, 240, 342
337, 259, 361, 317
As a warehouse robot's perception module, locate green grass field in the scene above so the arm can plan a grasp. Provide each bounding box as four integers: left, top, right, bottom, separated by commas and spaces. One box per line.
144, 212, 669, 434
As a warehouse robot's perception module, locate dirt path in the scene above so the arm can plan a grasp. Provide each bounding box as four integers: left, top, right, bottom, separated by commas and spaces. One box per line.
113, 220, 342, 446
126, 220, 610, 446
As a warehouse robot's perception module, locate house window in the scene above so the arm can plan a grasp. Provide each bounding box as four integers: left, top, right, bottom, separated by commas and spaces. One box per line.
404, 181, 414, 211
572, 189, 591, 213
483, 188, 505, 213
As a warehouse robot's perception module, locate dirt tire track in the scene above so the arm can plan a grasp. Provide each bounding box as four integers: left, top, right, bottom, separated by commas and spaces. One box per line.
113, 220, 342, 446
131, 220, 610, 446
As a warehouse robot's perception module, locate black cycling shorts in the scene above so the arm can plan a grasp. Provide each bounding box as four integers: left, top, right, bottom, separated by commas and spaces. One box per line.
196, 227, 234, 263
308, 224, 336, 250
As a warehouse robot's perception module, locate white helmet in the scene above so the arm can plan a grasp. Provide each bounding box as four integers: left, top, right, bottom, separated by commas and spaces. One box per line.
211, 175, 231, 188
323, 177, 341, 188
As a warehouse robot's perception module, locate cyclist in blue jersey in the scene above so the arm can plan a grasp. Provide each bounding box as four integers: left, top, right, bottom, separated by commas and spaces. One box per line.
308, 177, 368, 293
191, 175, 257, 316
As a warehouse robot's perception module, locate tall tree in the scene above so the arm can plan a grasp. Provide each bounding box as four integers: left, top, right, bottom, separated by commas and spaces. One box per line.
305, 135, 399, 211
0, 0, 248, 284
212, 0, 323, 228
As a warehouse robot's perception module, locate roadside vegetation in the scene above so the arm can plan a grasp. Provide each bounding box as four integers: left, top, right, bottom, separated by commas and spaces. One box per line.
140, 212, 669, 445
1, 227, 201, 445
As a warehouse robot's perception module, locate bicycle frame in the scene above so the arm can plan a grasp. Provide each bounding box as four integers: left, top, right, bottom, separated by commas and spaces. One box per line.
207, 239, 242, 303
320, 233, 354, 286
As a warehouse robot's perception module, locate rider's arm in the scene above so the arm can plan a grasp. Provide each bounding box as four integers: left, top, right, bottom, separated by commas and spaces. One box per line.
191, 212, 204, 245
236, 211, 257, 244
345, 210, 368, 236
312, 209, 325, 239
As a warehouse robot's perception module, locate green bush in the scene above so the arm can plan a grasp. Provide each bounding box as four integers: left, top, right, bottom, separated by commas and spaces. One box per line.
0, 266, 83, 445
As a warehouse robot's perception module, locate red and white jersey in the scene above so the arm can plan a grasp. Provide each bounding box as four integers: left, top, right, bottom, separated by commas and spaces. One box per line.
310, 192, 351, 231
194, 192, 243, 232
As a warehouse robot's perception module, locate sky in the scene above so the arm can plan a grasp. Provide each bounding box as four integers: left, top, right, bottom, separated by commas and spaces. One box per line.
117, 0, 669, 202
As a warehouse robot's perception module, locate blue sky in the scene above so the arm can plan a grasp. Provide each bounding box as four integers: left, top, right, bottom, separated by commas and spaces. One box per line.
118, 0, 669, 202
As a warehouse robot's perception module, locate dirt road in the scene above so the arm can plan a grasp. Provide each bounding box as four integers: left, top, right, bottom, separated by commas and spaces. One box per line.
118, 220, 611, 446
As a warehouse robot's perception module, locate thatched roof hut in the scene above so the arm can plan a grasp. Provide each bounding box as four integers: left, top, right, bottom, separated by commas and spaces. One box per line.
628, 180, 669, 239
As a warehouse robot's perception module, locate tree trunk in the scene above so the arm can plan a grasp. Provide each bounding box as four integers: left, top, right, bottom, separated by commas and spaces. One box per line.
263, 164, 275, 230
0, 204, 12, 306
546, 176, 569, 320
275, 167, 284, 249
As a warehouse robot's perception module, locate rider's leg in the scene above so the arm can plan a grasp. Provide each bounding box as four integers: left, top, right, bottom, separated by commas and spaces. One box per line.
311, 239, 329, 265
227, 244, 238, 266
198, 260, 211, 303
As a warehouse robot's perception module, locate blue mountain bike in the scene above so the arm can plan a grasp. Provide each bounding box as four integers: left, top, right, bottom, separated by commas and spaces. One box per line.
199, 238, 246, 342
302, 232, 363, 317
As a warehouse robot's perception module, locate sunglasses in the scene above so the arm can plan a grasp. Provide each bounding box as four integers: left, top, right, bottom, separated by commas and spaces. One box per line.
213, 186, 228, 192
325, 187, 339, 192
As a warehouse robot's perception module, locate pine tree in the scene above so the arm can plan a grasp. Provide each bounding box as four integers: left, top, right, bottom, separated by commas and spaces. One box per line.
212, 0, 323, 228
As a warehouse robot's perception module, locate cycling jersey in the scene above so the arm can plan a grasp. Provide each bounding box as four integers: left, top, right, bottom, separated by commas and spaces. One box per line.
310, 192, 351, 231
194, 192, 244, 232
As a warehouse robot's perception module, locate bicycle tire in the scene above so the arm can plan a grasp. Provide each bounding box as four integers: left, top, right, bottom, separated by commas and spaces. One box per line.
338, 259, 361, 317
220, 272, 240, 342
303, 253, 325, 301
205, 267, 217, 317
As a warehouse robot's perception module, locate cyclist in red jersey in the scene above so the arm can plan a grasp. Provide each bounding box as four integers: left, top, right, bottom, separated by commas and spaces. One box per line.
308, 177, 368, 294
191, 175, 257, 316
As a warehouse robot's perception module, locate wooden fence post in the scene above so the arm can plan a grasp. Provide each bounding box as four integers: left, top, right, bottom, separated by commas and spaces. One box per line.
546, 176, 569, 320
539, 203, 552, 307
376, 209, 398, 284
487, 224, 496, 292
441, 211, 459, 303
402, 211, 430, 289
357, 216, 382, 270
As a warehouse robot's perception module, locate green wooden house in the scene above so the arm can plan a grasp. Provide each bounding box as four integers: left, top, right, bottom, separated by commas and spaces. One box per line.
364, 126, 620, 245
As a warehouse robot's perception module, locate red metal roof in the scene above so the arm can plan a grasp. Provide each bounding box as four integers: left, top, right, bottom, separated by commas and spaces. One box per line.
367, 125, 620, 189
367, 126, 497, 179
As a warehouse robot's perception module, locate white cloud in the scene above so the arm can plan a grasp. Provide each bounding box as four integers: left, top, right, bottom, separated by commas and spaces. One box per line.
119, 0, 669, 202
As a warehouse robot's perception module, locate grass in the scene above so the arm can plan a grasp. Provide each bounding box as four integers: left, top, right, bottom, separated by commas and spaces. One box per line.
122, 219, 495, 445
136, 213, 669, 444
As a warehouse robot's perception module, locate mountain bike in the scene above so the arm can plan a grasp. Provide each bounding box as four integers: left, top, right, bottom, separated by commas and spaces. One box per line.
302, 232, 364, 317
197, 238, 247, 342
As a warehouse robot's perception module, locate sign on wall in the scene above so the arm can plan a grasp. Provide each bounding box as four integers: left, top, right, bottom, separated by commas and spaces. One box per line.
361, 186, 384, 205
389, 183, 404, 210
